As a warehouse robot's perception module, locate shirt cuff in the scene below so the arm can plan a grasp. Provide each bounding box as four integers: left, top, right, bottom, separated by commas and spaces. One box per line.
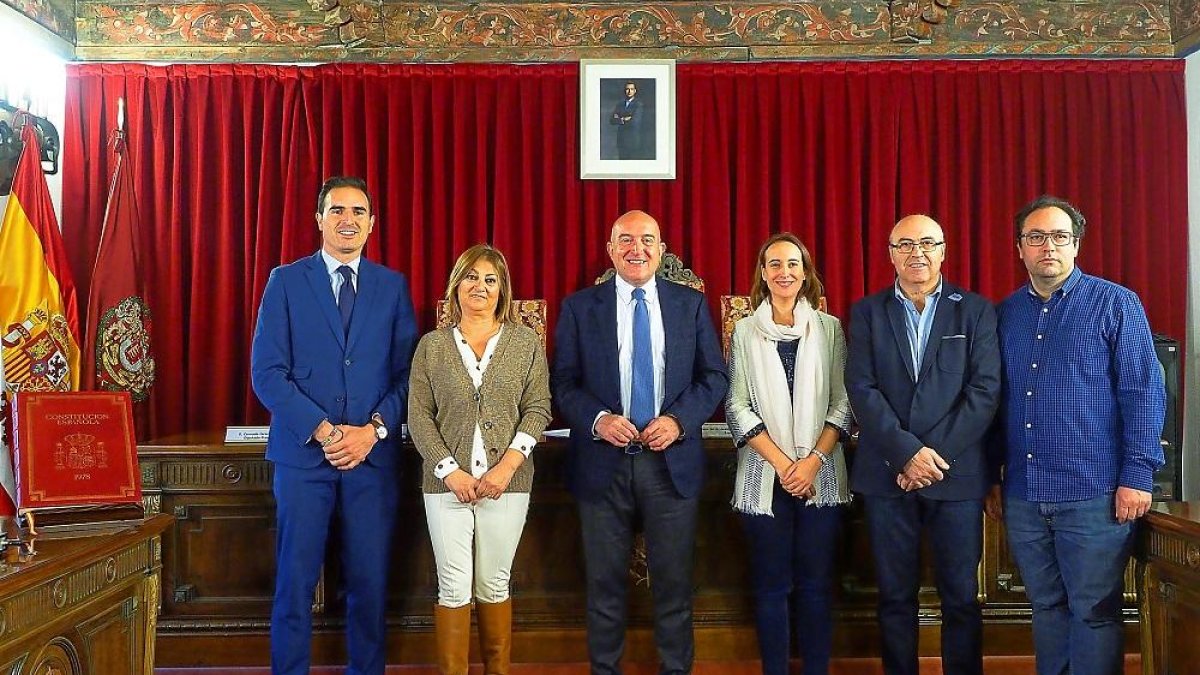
510, 432, 537, 458
1118, 461, 1157, 494
592, 411, 610, 439
433, 456, 460, 480
736, 423, 767, 449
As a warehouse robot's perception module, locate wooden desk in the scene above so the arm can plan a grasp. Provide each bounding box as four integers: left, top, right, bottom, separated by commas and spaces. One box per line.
1139, 502, 1200, 674
139, 434, 1141, 666
0, 514, 171, 674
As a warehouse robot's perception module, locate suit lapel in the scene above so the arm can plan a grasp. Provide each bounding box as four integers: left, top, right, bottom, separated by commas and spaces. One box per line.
304, 253, 347, 350
658, 281, 684, 394
885, 296, 916, 381
346, 259, 380, 352
589, 279, 621, 410
916, 285, 959, 382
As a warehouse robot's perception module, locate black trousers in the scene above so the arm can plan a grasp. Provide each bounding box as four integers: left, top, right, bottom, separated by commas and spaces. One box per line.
577, 451, 699, 675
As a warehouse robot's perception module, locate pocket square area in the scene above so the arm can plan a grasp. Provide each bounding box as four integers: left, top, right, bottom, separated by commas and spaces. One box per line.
942, 334, 967, 339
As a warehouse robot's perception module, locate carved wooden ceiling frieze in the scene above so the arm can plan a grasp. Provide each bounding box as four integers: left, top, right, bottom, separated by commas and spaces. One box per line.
27, 1, 1193, 61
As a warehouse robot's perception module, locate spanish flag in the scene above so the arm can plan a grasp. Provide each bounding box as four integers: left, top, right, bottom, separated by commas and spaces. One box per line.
0, 120, 81, 397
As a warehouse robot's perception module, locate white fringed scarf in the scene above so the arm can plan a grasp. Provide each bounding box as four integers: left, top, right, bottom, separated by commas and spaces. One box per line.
731, 298, 835, 515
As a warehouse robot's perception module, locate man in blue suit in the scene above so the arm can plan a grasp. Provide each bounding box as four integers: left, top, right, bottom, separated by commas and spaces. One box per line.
552, 210, 728, 675
846, 214, 1001, 675
251, 176, 418, 675
608, 81, 651, 160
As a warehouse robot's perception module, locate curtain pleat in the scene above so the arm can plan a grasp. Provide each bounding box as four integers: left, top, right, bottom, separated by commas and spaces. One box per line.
61, 60, 1188, 438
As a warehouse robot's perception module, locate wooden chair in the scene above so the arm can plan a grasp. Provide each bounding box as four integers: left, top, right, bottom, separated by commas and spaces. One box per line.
719, 295, 828, 361
435, 299, 548, 349
594, 252, 705, 292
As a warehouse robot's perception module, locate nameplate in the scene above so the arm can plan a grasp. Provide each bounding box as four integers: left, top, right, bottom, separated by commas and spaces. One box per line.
224, 426, 270, 444
701, 422, 732, 439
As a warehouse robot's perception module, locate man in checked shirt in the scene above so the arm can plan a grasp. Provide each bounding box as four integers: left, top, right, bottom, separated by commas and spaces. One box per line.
987, 195, 1165, 675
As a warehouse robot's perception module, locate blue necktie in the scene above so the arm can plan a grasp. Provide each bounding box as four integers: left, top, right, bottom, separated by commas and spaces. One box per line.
629, 288, 654, 430
337, 265, 355, 335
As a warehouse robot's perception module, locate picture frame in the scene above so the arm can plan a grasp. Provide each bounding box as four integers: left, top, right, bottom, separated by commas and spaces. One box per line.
580, 59, 676, 180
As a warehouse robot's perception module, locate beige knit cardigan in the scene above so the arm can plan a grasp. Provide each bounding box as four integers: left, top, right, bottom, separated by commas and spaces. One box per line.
407, 324, 551, 494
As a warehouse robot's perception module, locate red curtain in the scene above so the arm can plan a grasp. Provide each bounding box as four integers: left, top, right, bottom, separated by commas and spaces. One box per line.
61, 61, 1188, 439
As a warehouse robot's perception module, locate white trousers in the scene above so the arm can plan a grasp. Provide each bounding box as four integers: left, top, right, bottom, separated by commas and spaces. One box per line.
423, 492, 530, 608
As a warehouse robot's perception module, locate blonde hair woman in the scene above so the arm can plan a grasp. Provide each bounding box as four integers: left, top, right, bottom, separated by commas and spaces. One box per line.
408, 244, 551, 675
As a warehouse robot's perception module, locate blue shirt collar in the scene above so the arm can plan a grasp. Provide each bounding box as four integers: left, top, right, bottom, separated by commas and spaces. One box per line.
321, 250, 361, 277
1024, 266, 1083, 299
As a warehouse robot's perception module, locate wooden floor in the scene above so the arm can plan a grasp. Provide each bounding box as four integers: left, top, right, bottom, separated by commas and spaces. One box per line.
156, 654, 1142, 674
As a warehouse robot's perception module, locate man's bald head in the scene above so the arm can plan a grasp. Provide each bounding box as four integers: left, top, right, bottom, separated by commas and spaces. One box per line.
607, 210, 664, 287
889, 214, 946, 294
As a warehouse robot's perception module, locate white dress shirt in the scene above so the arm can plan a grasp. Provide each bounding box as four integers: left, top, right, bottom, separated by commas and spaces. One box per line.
614, 275, 666, 420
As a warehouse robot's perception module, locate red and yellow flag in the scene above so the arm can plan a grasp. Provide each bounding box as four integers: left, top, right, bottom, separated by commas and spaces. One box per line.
0, 120, 81, 517
0, 121, 81, 395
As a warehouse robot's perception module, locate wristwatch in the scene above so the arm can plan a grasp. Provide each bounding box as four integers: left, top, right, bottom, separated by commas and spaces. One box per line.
369, 413, 388, 440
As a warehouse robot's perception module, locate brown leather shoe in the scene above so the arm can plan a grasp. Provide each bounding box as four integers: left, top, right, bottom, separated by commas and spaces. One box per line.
475, 599, 513, 675
433, 603, 471, 675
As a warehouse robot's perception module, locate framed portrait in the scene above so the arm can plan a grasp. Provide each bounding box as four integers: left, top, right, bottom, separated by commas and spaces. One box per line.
580, 59, 676, 180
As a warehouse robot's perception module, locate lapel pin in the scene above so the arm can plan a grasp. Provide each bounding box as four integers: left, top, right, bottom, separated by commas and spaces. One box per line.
948, 293, 963, 302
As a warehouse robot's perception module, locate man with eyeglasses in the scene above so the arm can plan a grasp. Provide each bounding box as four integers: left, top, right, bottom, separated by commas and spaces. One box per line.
846, 214, 1001, 675
551, 210, 727, 674
987, 195, 1164, 675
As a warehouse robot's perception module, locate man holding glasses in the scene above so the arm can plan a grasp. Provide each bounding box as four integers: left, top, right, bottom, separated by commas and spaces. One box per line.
987, 196, 1164, 675
552, 209, 727, 675
846, 214, 1001, 675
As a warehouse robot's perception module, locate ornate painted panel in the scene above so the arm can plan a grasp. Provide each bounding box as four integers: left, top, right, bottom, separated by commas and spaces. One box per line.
67, 1, 1189, 62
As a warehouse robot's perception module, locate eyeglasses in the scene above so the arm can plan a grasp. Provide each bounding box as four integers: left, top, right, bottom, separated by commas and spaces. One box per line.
623, 441, 646, 456
1019, 230, 1077, 247
889, 239, 944, 254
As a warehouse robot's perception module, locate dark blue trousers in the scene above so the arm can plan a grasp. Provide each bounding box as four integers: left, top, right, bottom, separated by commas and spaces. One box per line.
864, 493, 983, 675
740, 482, 843, 675
577, 451, 698, 675
270, 461, 400, 675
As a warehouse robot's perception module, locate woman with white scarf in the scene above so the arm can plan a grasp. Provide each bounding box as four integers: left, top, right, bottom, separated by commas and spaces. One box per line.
726, 233, 853, 675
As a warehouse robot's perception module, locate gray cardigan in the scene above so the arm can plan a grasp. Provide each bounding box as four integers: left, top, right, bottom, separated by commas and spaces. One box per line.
408, 324, 552, 494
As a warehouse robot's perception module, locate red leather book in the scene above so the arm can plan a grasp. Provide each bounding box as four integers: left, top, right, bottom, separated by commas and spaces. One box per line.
11, 391, 142, 510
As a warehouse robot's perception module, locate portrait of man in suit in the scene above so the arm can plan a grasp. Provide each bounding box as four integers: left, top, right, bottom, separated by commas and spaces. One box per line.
551, 209, 727, 675
250, 175, 419, 675
845, 214, 1001, 675
600, 79, 655, 160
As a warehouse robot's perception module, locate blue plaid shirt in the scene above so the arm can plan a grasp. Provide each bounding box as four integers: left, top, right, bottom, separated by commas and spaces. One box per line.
995, 268, 1165, 502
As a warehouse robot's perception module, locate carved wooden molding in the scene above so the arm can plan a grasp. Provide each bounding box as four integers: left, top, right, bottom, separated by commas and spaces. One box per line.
158, 460, 272, 490
70, 1, 1180, 61
0, 538, 156, 643
310, 0, 384, 46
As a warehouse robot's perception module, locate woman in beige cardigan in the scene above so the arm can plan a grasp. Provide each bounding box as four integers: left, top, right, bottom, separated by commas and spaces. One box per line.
408, 244, 551, 675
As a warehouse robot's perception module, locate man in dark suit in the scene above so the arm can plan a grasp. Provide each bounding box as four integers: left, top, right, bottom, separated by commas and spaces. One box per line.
846, 214, 1001, 675
251, 176, 418, 675
609, 81, 651, 160
552, 210, 728, 675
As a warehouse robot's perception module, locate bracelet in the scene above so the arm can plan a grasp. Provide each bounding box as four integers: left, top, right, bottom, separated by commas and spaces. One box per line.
811, 450, 830, 464
320, 427, 342, 448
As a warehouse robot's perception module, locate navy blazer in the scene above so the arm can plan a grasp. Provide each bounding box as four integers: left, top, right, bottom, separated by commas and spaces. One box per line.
846, 282, 1000, 500
551, 278, 728, 501
251, 252, 419, 469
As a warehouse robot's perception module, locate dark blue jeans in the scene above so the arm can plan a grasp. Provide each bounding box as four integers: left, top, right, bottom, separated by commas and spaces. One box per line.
1004, 493, 1135, 675
740, 482, 843, 675
863, 494, 983, 675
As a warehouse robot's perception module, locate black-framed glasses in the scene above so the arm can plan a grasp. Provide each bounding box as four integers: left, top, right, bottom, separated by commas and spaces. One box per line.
623, 441, 646, 456
889, 239, 944, 254
1019, 230, 1077, 247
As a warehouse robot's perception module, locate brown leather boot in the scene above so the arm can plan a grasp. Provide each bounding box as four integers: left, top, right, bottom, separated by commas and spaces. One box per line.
475, 598, 513, 675
433, 603, 471, 675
